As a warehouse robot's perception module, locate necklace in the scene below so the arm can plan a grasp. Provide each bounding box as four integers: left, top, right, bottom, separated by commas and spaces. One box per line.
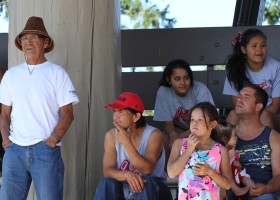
26, 63, 36, 75
25, 57, 47, 75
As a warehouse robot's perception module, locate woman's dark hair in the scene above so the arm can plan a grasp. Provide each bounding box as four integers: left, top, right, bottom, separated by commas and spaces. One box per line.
127, 108, 146, 128
226, 28, 267, 91
159, 59, 194, 87
188, 102, 218, 132
211, 117, 235, 146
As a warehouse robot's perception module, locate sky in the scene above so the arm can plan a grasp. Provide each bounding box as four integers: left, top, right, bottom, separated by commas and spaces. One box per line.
120, 0, 237, 29
0, 0, 237, 33
160, 0, 236, 28
0, 13, 8, 33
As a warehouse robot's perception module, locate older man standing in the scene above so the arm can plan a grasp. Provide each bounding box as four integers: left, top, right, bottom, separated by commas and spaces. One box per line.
228, 83, 280, 200
0, 16, 79, 200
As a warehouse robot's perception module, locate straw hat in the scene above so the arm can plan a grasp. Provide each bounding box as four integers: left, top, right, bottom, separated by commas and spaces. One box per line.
15, 16, 54, 53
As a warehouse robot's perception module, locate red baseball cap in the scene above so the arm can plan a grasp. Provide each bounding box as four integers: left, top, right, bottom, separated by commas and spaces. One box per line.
104, 92, 144, 113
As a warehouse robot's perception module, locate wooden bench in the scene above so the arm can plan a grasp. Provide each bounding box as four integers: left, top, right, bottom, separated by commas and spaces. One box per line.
122, 70, 233, 130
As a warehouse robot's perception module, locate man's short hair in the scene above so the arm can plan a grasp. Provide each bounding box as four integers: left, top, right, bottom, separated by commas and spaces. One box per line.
243, 83, 268, 113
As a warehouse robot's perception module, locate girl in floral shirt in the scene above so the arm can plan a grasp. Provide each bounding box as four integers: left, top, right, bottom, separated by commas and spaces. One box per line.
167, 102, 231, 200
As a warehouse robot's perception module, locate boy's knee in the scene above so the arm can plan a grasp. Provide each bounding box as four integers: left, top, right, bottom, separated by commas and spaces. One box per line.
99, 177, 119, 186
94, 178, 123, 200
142, 175, 157, 183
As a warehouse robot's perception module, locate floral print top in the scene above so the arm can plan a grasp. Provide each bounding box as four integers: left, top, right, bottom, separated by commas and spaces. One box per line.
178, 138, 222, 200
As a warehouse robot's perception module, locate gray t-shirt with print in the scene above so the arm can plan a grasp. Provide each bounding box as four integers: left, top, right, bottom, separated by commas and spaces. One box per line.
153, 81, 215, 131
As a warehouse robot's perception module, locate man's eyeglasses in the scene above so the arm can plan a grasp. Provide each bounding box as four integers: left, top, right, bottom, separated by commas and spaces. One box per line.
20, 35, 45, 44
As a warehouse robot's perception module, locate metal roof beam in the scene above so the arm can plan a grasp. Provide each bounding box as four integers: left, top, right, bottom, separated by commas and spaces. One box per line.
233, 0, 266, 26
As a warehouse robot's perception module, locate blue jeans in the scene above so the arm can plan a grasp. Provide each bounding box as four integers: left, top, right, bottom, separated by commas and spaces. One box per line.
0, 141, 64, 200
227, 188, 277, 200
93, 176, 173, 200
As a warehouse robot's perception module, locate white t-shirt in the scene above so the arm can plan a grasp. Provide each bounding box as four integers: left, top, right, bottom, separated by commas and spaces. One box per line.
153, 81, 215, 131
223, 56, 280, 107
0, 61, 79, 146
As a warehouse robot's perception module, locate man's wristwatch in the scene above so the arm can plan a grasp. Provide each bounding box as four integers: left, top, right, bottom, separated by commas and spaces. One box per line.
51, 132, 61, 142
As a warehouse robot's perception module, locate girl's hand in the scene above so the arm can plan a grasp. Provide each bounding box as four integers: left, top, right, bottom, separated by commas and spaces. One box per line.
194, 161, 212, 176
186, 133, 199, 153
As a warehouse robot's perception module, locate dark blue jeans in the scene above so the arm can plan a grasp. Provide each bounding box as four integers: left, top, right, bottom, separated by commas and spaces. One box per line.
0, 142, 64, 200
93, 176, 173, 200
227, 188, 277, 200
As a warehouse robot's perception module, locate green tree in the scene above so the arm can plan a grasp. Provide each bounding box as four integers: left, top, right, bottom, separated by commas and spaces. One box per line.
121, 0, 176, 29
0, 0, 8, 19
264, 0, 280, 24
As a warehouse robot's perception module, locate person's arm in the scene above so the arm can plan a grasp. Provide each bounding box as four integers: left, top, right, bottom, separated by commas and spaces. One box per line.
164, 121, 189, 147
0, 67, 5, 82
269, 60, 280, 114
114, 122, 163, 175
266, 97, 280, 114
249, 130, 280, 196
141, 128, 165, 174
103, 129, 123, 179
167, 133, 198, 178
167, 139, 186, 178
0, 104, 12, 148
46, 103, 74, 147
194, 146, 232, 190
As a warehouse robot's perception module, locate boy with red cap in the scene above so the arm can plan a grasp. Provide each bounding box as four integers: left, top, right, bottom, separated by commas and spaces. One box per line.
93, 92, 172, 200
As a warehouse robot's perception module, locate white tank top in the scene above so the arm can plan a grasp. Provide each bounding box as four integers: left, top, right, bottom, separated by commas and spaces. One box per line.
116, 124, 167, 199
